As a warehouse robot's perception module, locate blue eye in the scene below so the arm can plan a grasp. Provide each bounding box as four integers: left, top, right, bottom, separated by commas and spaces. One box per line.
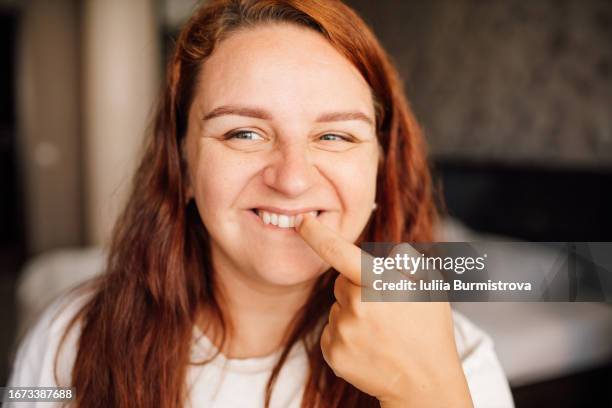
320, 133, 349, 142
226, 130, 264, 141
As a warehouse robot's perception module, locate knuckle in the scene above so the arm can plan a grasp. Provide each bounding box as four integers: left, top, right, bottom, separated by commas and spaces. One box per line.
331, 313, 353, 347
344, 287, 361, 315
320, 324, 331, 350
333, 277, 342, 299
328, 302, 340, 325
323, 341, 340, 370
348, 295, 362, 315
321, 331, 334, 358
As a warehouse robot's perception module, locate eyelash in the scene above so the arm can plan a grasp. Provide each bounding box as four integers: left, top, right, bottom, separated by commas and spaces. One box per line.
225, 130, 262, 140
225, 130, 353, 142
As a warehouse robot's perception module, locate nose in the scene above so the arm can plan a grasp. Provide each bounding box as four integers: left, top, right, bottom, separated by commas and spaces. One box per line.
262, 142, 316, 198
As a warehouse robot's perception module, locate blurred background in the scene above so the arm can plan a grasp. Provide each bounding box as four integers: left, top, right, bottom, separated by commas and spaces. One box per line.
0, 0, 611, 406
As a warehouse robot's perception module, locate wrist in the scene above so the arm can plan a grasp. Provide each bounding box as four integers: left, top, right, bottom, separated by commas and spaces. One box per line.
379, 363, 473, 408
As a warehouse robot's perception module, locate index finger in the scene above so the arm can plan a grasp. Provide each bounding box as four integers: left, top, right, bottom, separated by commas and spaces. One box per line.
295, 213, 366, 286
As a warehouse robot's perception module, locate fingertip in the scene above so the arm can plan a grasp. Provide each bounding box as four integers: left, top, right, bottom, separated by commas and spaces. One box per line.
294, 212, 315, 231
295, 214, 304, 227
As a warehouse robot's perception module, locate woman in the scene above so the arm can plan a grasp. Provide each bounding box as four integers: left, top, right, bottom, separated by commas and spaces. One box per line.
8, 0, 514, 407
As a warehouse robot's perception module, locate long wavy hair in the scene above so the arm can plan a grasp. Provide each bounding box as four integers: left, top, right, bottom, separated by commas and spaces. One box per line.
58, 0, 437, 407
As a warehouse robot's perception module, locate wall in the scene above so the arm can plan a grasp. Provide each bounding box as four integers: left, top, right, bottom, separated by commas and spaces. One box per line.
348, 0, 612, 167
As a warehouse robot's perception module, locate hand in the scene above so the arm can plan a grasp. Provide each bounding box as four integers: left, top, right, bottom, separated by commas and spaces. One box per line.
295, 213, 473, 408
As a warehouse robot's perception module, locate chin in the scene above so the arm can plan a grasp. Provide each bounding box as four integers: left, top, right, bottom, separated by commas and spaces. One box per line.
252, 256, 327, 287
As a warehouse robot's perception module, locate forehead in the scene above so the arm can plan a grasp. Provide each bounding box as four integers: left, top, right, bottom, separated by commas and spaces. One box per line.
194, 23, 375, 119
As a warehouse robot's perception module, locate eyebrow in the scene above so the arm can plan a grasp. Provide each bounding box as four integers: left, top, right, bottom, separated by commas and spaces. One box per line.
202, 105, 374, 126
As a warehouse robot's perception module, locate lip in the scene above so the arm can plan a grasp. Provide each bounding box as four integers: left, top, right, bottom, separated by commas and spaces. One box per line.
249, 206, 324, 216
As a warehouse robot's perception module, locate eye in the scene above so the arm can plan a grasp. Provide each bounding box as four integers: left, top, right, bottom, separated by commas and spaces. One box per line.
225, 130, 265, 141
319, 133, 352, 142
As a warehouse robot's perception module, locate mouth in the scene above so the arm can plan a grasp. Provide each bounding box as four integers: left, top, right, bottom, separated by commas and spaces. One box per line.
249, 208, 322, 229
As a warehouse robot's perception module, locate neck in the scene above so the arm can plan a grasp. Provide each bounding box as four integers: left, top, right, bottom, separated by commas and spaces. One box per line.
199, 252, 317, 359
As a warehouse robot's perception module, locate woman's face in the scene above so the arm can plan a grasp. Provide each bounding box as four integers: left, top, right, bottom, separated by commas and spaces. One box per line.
184, 23, 379, 287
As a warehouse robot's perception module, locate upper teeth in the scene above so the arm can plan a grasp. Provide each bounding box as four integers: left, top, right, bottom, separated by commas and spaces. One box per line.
257, 210, 318, 228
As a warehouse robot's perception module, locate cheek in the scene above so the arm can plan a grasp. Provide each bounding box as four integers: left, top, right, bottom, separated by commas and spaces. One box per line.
191, 142, 257, 220
318, 149, 378, 236
337, 148, 378, 200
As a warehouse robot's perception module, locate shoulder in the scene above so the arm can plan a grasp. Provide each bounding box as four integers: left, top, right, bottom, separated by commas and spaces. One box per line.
7, 288, 93, 388
451, 309, 515, 408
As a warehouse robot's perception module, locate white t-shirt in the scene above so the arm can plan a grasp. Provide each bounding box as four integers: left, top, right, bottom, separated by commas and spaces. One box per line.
6, 292, 515, 407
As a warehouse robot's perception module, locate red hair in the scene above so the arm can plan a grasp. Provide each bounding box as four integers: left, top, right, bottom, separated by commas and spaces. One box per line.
59, 1, 437, 406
